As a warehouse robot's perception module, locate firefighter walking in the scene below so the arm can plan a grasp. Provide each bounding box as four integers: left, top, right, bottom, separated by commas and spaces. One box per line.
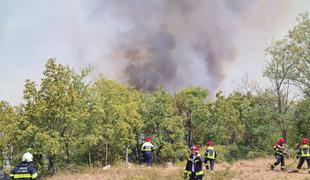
292, 138, 310, 174
204, 141, 217, 173
270, 138, 286, 171
184, 145, 204, 180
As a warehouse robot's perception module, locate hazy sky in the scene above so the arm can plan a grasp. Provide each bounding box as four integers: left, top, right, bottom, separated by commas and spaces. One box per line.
0, 0, 310, 105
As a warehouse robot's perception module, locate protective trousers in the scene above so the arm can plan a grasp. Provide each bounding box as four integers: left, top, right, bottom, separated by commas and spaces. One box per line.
296, 157, 310, 173
205, 158, 215, 171
143, 151, 152, 166
272, 154, 285, 170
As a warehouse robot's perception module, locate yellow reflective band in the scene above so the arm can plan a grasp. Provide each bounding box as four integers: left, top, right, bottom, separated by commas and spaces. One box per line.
32, 172, 38, 178
13, 173, 32, 178
184, 170, 192, 175
9, 174, 14, 177
196, 171, 204, 175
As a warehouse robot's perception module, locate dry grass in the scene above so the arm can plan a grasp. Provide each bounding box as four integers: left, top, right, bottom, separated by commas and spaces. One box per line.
46, 157, 310, 180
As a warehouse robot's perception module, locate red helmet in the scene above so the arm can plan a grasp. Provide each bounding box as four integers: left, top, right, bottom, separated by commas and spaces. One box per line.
278, 138, 285, 144
145, 137, 151, 142
207, 141, 214, 146
191, 145, 200, 151
302, 138, 309, 144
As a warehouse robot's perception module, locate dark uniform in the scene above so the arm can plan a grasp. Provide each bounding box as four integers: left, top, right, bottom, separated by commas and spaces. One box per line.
293, 139, 310, 174
184, 146, 204, 180
204, 146, 217, 172
271, 138, 286, 171
141, 140, 155, 166
9, 162, 37, 179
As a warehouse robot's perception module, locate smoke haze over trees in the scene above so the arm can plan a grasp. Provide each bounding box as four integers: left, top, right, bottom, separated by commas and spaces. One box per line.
1, 0, 309, 105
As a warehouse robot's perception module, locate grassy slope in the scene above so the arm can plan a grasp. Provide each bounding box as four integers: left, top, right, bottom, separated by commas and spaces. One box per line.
47, 157, 310, 180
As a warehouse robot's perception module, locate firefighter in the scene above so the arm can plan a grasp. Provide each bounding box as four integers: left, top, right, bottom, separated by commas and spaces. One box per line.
270, 138, 286, 171
204, 140, 217, 173
184, 145, 204, 180
9, 152, 38, 179
141, 137, 155, 166
292, 138, 310, 174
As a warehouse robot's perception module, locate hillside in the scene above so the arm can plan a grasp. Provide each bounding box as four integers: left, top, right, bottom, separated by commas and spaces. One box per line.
47, 158, 310, 180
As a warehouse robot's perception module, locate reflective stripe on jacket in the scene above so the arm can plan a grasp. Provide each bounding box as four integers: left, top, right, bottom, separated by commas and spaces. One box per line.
9, 162, 37, 179
274, 144, 285, 156
141, 142, 154, 152
205, 146, 216, 159
184, 154, 204, 177
299, 144, 310, 157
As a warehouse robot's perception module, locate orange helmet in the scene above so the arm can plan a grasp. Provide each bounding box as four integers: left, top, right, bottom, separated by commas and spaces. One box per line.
145, 137, 151, 142
302, 138, 309, 144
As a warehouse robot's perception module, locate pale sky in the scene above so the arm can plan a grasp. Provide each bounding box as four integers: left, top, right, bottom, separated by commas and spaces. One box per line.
0, 0, 310, 105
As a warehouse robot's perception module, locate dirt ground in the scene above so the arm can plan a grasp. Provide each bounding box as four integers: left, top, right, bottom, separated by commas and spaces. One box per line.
47, 157, 310, 180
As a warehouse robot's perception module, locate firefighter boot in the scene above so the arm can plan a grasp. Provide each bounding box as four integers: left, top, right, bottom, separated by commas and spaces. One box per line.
270, 164, 275, 170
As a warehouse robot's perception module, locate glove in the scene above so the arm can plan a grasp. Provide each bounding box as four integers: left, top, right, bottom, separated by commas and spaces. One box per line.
296, 156, 300, 159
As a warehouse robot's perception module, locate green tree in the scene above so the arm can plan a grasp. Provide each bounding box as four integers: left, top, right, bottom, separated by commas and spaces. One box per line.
140, 88, 187, 162
175, 87, 210, 147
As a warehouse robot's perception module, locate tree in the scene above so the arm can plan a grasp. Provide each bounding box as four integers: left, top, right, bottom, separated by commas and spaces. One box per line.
175, 87, 210, 147
0, 101, 18, 168
21, 59, 90, 174
140, 88, 187, 162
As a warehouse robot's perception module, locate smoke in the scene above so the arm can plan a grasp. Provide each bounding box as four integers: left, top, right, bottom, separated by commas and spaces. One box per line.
84, 0, 295, 93
1, 0, 304, 103
86, 0, 248, 92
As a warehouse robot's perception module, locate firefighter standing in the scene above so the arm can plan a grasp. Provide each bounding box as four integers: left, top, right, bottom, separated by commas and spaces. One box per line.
292, 138, 310, 174
270, 138, 286, 171
141, 137, 155, 166
184, 145, 204, 180
204, 141, 217, 173
9, 152, 38, 179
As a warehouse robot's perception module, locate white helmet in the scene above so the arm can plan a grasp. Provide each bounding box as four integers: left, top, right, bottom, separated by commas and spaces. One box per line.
22, 152, 33, 162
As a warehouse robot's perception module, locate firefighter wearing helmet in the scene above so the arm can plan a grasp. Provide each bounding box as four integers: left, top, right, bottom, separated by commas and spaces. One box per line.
270, 138, 286, 171
184, 145, 204, 180
9, 152, 38, 179
292, 138, 310, 174
141, 137, 155, 166
204, 140, 217, 173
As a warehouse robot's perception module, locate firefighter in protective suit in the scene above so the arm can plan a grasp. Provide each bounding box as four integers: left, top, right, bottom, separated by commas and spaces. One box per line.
9, 152, 38, 179
292, 138, 310, 174
204, 141, 217, 173
141, 137, 155, 166
184, 145, 204, 180
270, 138, 286, 171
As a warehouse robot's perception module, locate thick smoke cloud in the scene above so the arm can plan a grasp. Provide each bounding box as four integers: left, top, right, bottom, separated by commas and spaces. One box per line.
1, 0, 302, 105
87, 0, 250, 91
85, 0, 294, 93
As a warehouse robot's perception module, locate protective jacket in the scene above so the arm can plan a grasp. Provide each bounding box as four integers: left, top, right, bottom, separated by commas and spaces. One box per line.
204, 146, 217, 159
298, 144, 310, 158
9, 162, 37, 180
274, 144, 286, 156
141, 142, 154, 152
184, 154, 204, 178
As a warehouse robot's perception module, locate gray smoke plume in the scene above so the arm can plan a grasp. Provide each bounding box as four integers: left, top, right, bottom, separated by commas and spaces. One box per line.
91, 0, 250, 91
50, 0, 296, 93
